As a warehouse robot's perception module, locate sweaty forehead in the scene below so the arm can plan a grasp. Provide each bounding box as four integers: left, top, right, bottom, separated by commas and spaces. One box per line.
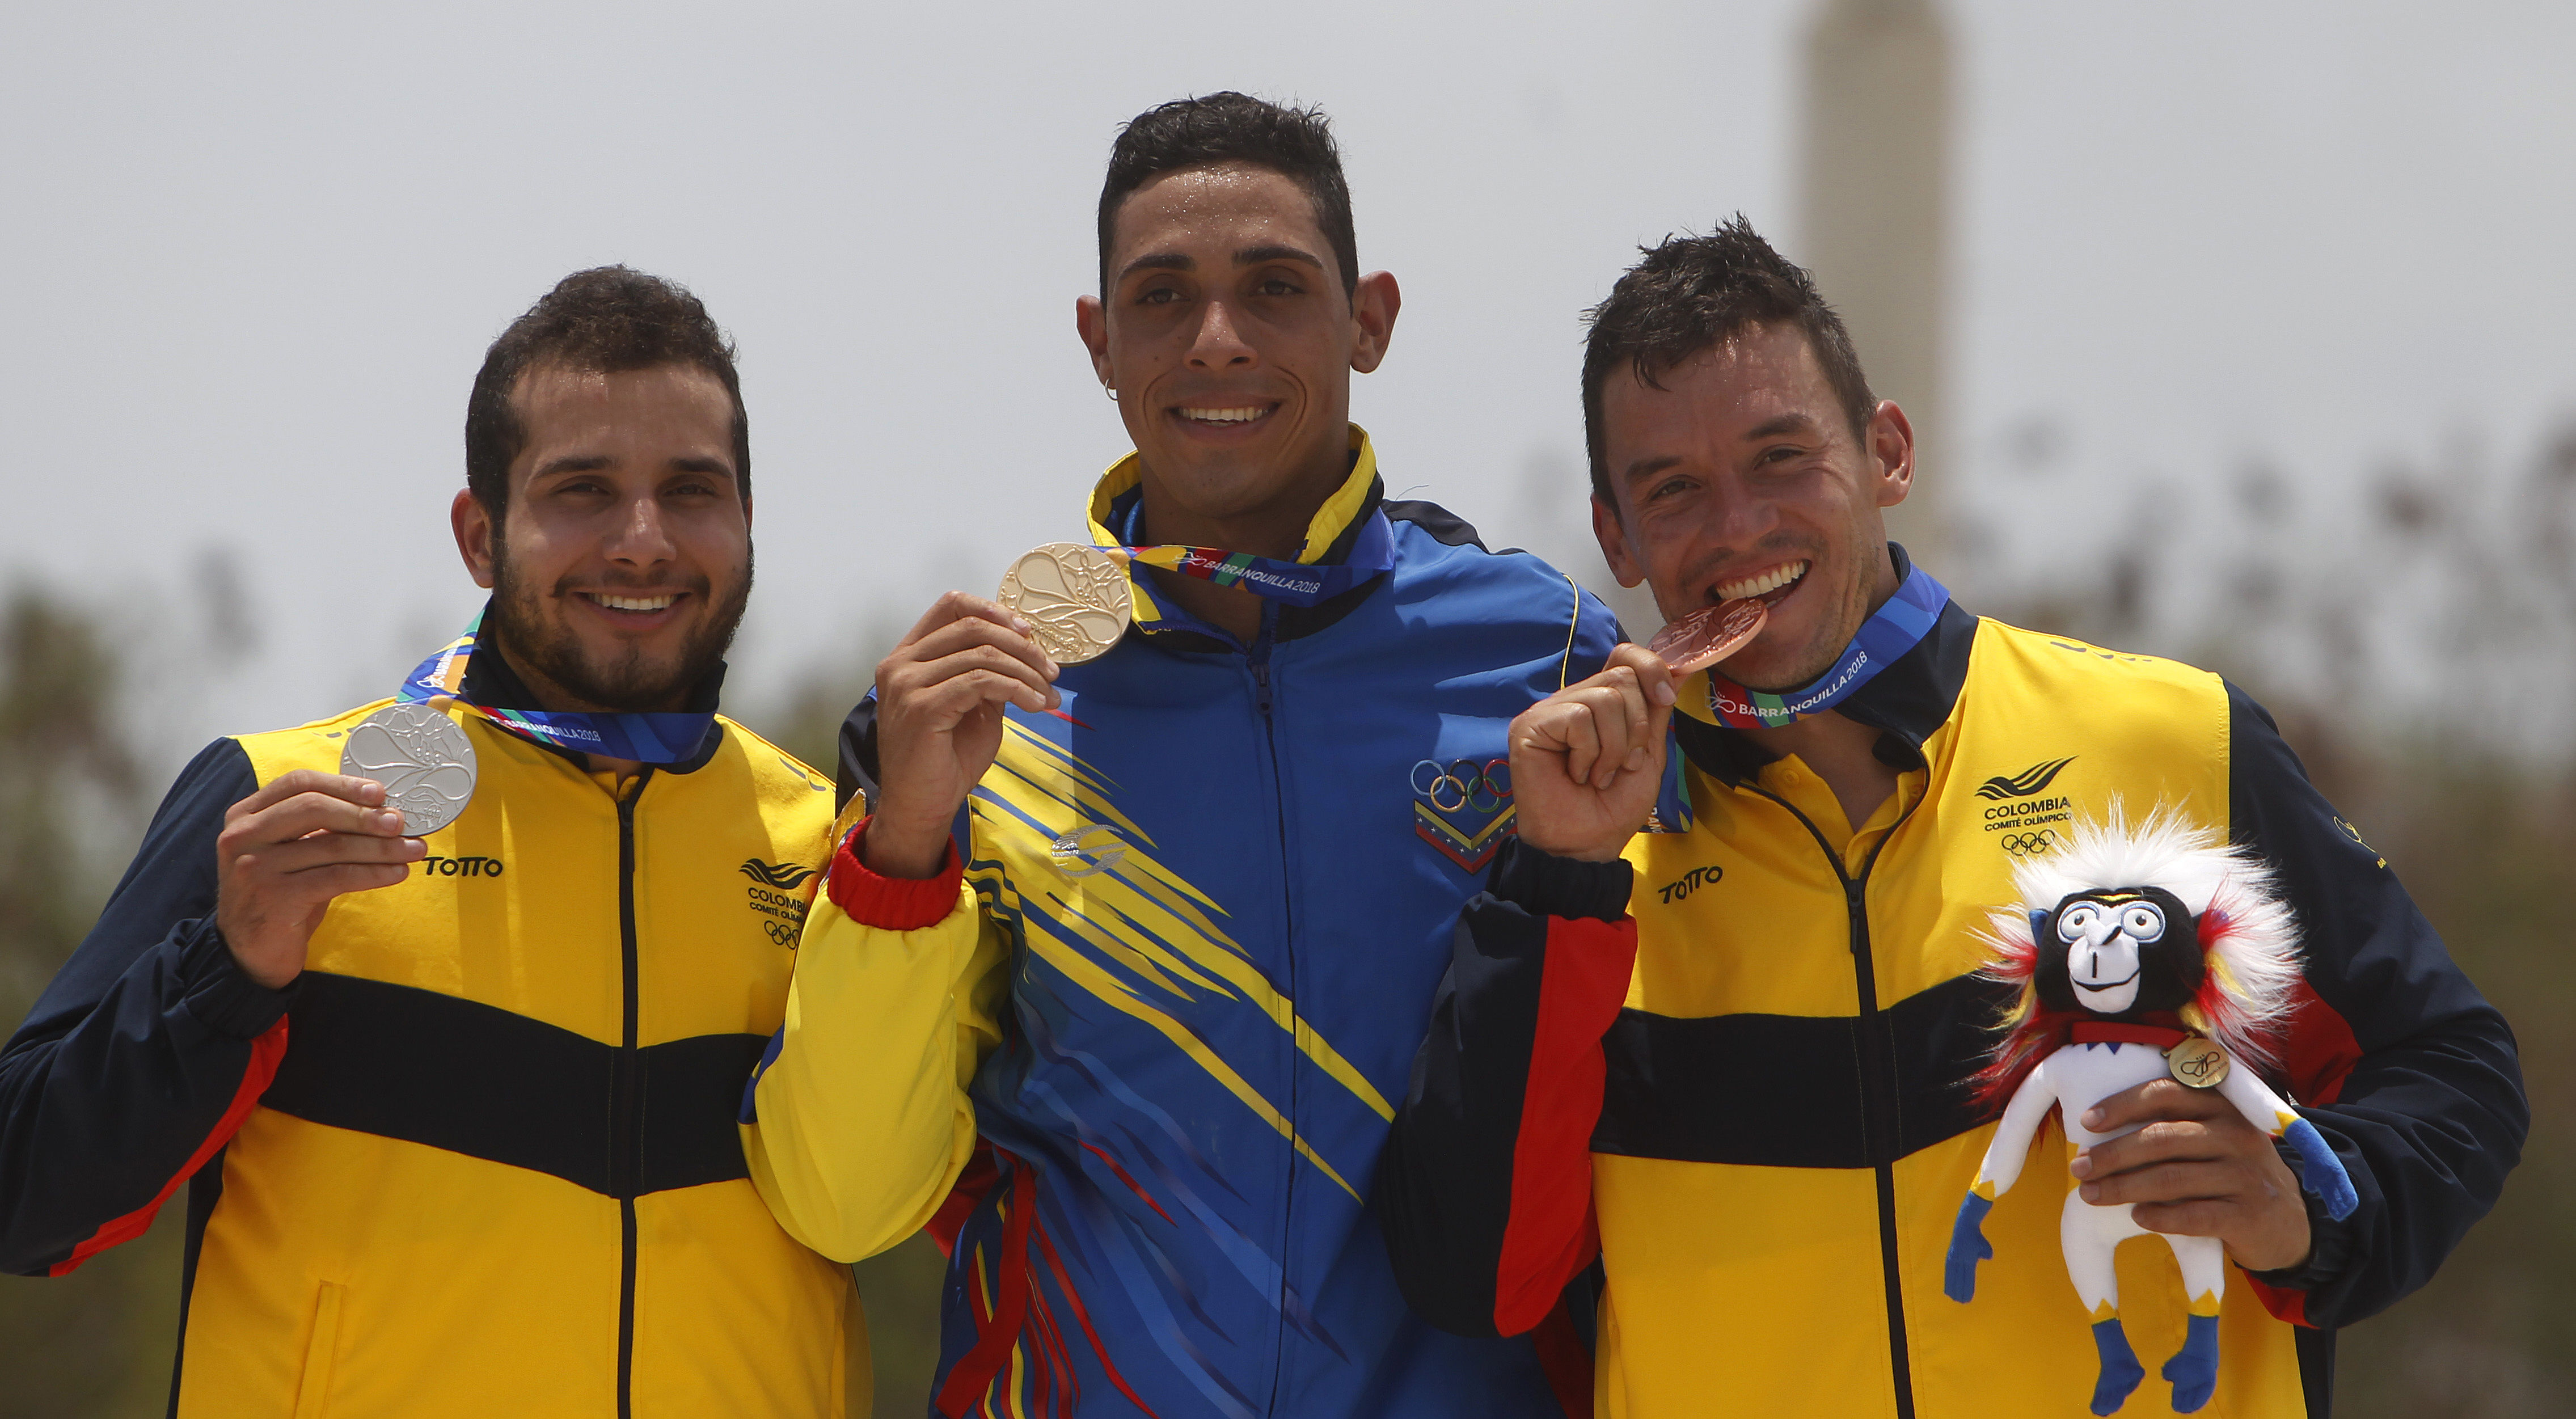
1108, 164, 1325, 263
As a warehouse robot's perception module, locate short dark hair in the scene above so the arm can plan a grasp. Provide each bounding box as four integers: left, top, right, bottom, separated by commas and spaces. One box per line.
1581, 216, 1874, 509
1097, 92, 1359, 298
464, 267, 749, 522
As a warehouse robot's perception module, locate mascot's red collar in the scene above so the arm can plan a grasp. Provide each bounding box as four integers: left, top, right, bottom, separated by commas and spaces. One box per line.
2070, 1018, 2191, 1049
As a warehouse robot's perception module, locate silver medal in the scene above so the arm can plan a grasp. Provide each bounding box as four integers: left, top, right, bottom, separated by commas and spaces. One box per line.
341, 703, 478, 835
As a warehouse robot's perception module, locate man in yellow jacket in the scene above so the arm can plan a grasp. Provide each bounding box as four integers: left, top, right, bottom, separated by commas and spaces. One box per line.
1373, 219, 2523, 1417
0, 268, 857, 1417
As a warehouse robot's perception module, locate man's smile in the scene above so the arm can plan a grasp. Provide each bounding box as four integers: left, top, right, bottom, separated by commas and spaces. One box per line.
1168, 402, 1281, 438
1708, 559, 1811, 607
571, 589, 690, 625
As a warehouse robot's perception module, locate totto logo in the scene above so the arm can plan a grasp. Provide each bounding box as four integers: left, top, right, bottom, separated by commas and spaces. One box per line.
1657, 864, 1722, 903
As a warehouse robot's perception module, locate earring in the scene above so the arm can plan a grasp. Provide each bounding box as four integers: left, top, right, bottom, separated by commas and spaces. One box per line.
1104, 385, 1120, 402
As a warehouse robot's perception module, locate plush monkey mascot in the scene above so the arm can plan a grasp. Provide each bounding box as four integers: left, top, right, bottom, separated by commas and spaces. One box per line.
1942, 807, 2359, 1416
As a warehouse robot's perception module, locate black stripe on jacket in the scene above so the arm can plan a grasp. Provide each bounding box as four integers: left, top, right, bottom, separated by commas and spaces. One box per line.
1590, 972, 2016, 1168
264, 973, 762, 1197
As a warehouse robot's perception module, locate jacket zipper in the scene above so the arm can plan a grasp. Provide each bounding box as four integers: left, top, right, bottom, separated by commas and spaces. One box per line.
610, 770, 654, 1419
1747, 781, 1923, 1419
1248, 607, 1298, 1416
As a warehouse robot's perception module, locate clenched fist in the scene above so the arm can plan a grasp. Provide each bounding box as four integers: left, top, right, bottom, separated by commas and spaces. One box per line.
1507, 644, 1677, 863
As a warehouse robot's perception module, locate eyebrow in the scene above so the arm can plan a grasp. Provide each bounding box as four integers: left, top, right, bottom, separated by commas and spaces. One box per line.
1235, 243, 1325, 272
1116, 252, 1194, 283
1619, 412, 1825, 486
1114, 242, 1329, 286
527, 454, 737, 482
530, 454, 611, 480
1742, 413, 1817, 441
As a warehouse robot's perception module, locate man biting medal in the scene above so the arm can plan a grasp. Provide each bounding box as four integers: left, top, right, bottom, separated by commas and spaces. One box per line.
0, 268, 860, 1416
744, 94, 1621, 1417
1369, 218, 2523, 1419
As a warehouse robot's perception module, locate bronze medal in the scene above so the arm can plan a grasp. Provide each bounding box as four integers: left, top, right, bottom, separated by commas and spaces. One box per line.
998, 543, 1131, 666
2165, 1037, 2231, 1090
1646, 597, 1768, 675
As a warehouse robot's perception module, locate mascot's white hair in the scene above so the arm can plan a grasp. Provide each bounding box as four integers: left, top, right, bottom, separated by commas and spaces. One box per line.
1973, 801, 2304, 1103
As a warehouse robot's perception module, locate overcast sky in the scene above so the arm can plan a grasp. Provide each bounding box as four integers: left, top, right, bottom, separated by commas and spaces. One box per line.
8, 1, 2573, 763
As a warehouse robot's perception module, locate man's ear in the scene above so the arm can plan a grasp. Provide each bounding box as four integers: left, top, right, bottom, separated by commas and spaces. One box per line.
1591, 494, 1646, 589
1075, 295, 1113, 390
1348, 271, 1401, 375
1868, 399, 1916, 509
453, 488, 497, 590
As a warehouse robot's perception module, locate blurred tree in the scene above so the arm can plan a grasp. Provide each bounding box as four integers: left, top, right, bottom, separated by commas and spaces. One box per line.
0, 586, 178, 1419
2313, 746, 2575, 1419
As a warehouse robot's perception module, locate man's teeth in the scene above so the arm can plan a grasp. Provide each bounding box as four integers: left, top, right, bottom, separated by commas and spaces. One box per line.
1713, 560, 1811, 602
1178, 407, 1268, 423
588, 594, 675, 613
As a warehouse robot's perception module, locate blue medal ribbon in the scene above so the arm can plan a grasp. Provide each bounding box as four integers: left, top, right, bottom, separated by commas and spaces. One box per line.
1697, 564, 1950, 728
396, 611, 717, 763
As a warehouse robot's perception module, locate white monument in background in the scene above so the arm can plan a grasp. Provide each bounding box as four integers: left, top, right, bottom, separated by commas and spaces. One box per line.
1798, 0, 1952, 561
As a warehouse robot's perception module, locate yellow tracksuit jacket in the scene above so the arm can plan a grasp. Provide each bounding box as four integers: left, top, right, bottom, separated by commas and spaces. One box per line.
1376, 581, 2523, 1417
0, 666, 856, 1417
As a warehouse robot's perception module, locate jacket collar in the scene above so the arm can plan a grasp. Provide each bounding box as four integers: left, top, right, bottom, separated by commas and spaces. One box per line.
1673, 543, 1977, 787
1086, 424, 1386, 641
460, 611, 728, 775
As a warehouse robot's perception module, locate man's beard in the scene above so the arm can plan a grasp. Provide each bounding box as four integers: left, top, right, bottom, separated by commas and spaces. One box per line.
485, 542, 753, 713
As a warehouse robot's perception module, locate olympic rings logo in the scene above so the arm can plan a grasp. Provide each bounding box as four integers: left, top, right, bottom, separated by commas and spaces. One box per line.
763, 919, 799, 946
1413, 758, 1513, 814
1997, 829, 2058, 859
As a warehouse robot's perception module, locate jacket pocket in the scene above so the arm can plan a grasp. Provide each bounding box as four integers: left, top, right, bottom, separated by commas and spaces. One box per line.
289, 1281, 345, 1419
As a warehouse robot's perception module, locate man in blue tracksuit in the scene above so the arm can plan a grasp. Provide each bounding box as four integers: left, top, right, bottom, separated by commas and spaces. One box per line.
741, 93, 1615, 1416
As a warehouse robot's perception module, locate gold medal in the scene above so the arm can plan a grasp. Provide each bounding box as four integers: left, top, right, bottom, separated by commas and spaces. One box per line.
998, 543, 1131, 665
2165, 1037, 2231, 1089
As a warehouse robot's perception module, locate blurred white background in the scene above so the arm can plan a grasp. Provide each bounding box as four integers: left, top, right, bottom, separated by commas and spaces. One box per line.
6, 0, 2573, 762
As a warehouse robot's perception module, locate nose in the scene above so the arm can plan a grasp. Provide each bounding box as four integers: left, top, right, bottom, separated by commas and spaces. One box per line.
1185, 298, 1257, 371
604, 491, 676, 568
1705, 478, 1782, 553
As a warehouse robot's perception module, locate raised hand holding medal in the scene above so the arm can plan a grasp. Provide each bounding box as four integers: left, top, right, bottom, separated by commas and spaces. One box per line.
863, 587, 1066, 880
213, 769, 426, 989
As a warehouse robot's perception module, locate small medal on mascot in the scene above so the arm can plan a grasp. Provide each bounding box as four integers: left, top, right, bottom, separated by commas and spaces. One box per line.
1941, 804, 2358, 1416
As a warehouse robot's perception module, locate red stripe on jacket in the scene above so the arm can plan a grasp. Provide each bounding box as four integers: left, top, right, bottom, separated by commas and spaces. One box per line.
2245, 980, 2364, 1326
49, 1016, 289, 1276
1493, 914, 1636, 1337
